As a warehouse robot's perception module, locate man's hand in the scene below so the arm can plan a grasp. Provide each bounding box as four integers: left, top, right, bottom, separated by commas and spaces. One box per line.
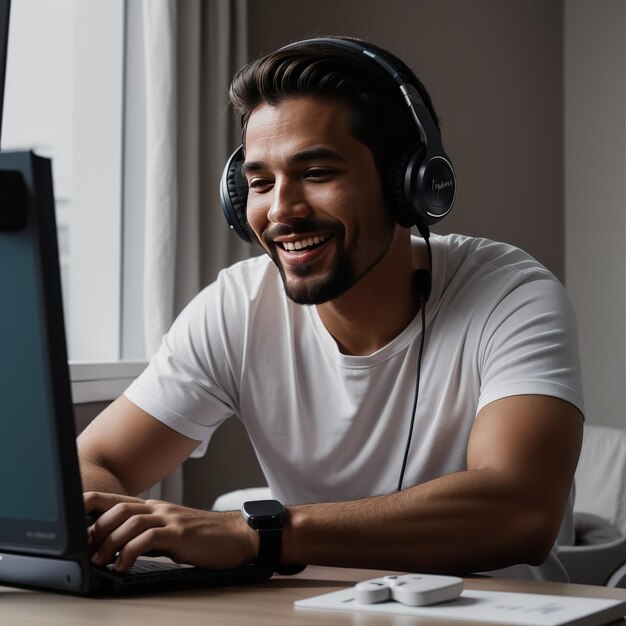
84, 492, 257, 572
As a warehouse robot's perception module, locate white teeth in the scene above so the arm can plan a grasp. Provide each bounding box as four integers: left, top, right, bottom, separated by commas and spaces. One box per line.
281, 234, 328, 252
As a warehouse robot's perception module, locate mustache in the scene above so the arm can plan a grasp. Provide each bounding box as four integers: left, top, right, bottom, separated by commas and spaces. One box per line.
263, 219, 342, 244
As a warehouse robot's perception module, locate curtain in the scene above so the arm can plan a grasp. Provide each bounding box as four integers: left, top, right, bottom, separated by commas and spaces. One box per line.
176, 0, 258, 312
143, 0, 178, 356
141, 0, 255, 503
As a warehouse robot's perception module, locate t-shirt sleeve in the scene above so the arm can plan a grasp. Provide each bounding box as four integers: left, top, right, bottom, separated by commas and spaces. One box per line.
476, 275, 585, 416
124, 276, 244, 451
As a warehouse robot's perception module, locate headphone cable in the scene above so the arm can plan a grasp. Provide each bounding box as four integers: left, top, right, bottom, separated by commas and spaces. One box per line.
397, 229, 432, 492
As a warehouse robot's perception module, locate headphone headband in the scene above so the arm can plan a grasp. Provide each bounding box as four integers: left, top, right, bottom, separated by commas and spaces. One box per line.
220, 37, 456, 242
280, 38, 432, 150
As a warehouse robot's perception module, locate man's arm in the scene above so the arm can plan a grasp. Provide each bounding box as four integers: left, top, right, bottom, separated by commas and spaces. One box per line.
280, 394, 583, 574
78, 395, 201, 496
86, 393, 582, 575
79, 396, 259, 571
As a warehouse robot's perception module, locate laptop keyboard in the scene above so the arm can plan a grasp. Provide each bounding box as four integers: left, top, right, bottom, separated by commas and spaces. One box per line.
103, 558, 192, 579
119, 560, 184, 575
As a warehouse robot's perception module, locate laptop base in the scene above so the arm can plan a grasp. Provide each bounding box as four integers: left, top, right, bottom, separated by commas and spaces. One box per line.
0, 550, 273, 596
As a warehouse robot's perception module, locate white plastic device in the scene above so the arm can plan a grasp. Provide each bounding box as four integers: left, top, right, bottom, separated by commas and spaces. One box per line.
354, 579, 391, 604
355, 574, 463, 607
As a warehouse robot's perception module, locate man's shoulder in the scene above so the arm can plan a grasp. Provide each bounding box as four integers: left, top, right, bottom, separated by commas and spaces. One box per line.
422, 233, 565, 315
214, 253, 282, 297
431, 233, 538, 263
429, 233, 554, 280
180, 254, 283, 322
220, 253, 275, 280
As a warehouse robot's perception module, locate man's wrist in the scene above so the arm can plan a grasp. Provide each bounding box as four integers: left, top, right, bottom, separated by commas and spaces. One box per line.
274, 506, 306, 575
280, 504, 300, 564
228, 510, 259, 565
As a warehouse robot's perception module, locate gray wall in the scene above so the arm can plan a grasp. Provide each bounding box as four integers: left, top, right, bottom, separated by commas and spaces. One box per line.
565, 1, 626, 430
247, 0, 565, 279
74, 401, 110, 435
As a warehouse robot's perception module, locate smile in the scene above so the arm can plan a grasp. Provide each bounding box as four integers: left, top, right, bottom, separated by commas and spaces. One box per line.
279, 234, 330, 252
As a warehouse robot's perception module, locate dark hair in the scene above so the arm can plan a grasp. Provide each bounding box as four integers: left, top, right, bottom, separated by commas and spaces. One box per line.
229, 37, 440, 205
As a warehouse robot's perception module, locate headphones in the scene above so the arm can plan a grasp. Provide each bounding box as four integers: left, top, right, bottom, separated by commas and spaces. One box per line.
219, 37, 456, 243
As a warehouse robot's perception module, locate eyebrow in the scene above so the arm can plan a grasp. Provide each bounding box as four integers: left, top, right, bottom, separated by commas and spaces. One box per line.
241, 147, 346, 176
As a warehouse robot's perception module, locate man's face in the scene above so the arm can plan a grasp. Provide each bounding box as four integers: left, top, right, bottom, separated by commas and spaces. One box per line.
243, 96, 396, 305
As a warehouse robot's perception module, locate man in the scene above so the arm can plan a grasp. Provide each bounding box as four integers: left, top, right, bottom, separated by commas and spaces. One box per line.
79, 37, 584, 581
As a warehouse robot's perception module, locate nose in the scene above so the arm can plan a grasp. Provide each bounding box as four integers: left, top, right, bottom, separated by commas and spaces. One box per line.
267, 178, 311, 224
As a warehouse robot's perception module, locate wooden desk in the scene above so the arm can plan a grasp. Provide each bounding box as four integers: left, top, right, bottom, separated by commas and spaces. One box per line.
1, 566, 625, 626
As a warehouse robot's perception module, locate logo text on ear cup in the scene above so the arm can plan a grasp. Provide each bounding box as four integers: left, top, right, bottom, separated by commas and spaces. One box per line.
432, 179, 454, 197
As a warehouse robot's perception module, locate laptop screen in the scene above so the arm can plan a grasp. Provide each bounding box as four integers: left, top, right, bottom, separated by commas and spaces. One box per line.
0, 197, 59, 524
0, 151, 85, 558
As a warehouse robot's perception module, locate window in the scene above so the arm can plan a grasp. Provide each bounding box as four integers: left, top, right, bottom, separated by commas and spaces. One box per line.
2, 0, 129, 364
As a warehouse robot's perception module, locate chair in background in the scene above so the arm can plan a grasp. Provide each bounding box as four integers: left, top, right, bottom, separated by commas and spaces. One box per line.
559, 425, 626, 587
212, 486, 272, 512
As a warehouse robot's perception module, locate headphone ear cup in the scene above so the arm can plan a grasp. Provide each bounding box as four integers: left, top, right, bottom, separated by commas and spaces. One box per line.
392, 146, 426, 229
394, 146, 456, 229
406, 152, 456, 226
220, 146, 253, 242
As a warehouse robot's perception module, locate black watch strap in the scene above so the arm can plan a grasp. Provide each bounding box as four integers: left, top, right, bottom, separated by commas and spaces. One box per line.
257, 527, 282, 568
241, 500, 285, 570
241, 500, 306, 574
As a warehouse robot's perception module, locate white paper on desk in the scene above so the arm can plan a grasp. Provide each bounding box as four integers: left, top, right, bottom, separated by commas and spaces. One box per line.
295, 587, 626, 626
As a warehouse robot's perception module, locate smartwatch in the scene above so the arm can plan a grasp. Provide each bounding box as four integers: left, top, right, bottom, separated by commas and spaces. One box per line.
241, 499, 285, 570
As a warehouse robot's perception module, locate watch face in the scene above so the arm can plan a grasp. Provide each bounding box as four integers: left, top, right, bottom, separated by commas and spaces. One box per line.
243, 499, 284, 519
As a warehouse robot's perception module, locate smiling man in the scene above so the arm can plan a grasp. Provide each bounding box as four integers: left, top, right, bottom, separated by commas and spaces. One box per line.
244, 98, 397, 310
78, 37, 584, 581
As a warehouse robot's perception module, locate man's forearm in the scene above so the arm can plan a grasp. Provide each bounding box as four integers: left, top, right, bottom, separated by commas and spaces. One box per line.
79, 456, 130, 495
281, 468, 560, 575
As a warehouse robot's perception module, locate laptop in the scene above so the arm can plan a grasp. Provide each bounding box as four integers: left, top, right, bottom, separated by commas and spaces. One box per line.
0, 150, 273, 595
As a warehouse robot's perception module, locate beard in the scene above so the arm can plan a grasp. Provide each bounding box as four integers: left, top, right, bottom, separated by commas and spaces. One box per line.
276, 244, 354, 305
262, 218, 395, 306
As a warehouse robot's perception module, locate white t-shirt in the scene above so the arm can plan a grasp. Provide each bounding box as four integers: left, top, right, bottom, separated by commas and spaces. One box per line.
125, 234, 584, 581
